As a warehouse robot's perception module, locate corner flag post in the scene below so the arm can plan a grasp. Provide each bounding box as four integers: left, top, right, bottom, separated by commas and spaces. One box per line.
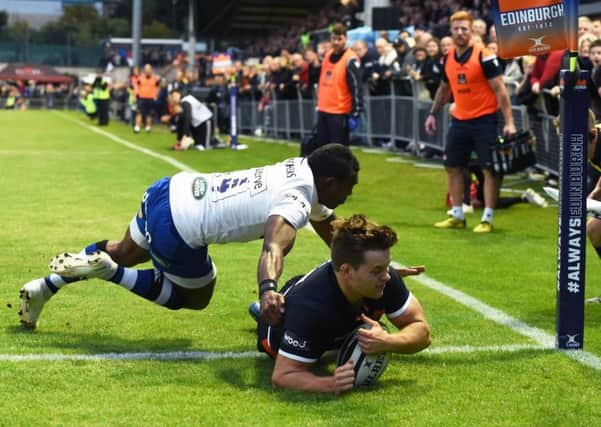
556, 0, 588, 350
229, 81, 238, 148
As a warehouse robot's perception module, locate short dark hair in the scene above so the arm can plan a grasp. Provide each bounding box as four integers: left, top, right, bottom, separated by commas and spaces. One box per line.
307, 143, 359, 181
331, 23, 348, 37
331, 214, 398, 270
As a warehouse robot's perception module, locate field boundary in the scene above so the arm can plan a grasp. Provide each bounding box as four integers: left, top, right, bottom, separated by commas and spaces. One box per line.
50, 112, 601, 372
0, 344, 550, 363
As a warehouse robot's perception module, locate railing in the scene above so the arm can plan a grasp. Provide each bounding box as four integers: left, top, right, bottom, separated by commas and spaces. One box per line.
237, 80, 561, 176
0, 92, 78, 110
2, 79, 562, 176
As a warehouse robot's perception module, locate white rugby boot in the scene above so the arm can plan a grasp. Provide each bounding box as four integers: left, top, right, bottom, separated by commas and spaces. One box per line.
49, 251, 117, 280
19, 278, 53, 330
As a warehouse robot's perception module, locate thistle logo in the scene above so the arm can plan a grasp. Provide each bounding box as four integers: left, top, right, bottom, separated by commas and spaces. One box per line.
528, 35, 550, 55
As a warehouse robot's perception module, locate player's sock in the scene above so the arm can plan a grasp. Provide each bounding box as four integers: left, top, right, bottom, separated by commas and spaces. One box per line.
482, 208, 494, 223
109, 268, 184, 310
84, 240, 108, 254
43, 240, 111, 293
595, 246, 601, 259
42, 274, 80, 294
451, 205, 465, 220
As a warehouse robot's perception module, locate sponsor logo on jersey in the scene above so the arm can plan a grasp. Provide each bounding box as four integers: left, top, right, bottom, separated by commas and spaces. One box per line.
209, 169, 267, 202
192, 177, 208, 200
213, 177, 249, 193
283, 332, 308, 350
285, 159, 296, 178
250, 167, 267, 197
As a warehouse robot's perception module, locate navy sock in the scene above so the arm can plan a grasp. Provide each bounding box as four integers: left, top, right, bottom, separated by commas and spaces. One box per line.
109, 268, 184, 310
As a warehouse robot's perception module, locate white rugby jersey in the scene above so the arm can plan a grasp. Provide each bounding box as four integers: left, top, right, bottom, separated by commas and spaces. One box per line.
181, 95, 212, 127
169, 157, 333, 247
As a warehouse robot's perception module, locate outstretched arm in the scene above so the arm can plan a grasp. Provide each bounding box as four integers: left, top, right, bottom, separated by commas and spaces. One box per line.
257, 215, 297, 325
272, 355, 355, 394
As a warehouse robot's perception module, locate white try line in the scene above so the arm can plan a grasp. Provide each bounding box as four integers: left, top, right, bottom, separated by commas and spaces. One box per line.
54, 112, 198, 174
50, 113, 601, 371
0, 344, 550, 363
394, 262, 601, 371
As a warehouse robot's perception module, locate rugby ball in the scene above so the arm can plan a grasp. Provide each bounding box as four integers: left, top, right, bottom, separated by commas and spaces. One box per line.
336, 323, 390, 387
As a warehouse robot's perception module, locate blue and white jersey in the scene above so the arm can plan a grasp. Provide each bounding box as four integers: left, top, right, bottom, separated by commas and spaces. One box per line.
169, 157, 333, 247
260, 261, 412, 363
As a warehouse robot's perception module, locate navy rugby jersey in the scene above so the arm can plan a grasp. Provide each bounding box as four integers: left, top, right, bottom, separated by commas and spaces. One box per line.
258, 261, 411, 363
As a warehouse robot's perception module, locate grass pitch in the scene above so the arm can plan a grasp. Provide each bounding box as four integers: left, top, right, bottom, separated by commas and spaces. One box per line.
1, 111, 601, 425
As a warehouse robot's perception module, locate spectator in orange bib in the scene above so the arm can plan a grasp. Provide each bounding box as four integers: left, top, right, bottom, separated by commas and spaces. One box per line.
425, 11, 516, 233
315, 23, 364, 149
135, 63, 160, 133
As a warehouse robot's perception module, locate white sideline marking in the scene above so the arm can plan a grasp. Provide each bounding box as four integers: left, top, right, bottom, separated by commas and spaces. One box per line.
385, 157, 412, 164
52, 114, 601, 372
394, 262, 601, 371
0, 350, 261, 362
54, 112, 198, 174
413, 162, 444, 169
0, 344, 549, 363
423, 344, 550, 355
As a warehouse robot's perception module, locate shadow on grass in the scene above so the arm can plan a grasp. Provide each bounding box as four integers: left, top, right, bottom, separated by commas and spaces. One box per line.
4, 325, 196, 354
214, 353, 422, 402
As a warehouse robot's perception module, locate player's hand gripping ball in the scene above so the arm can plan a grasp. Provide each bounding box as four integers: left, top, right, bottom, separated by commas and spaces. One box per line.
336, 322, 390, 387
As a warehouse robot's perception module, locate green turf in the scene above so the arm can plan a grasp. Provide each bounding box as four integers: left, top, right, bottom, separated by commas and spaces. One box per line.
1, 110, 600, 425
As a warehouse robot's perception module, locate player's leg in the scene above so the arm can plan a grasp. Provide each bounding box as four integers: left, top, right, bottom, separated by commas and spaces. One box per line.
324, 113, 349, 146
18, 228, 151, 329
587, 217, 601, 303
587, 217, 601, 256
118, 190, 218, 310
134, 100, 142, 133
191, 121, 208, 150
51, 176, 216, 311
435, 119, 470, 228
18, 177, 164, 329
473, 114, 499, 233
145, 100, 153, 132
315, 111, 330, 148
482, 169, 500, 210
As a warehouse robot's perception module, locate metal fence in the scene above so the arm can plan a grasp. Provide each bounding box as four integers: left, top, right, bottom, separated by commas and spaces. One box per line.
3, 79, 561, 176
0, 92, 78, 110
236, 80, 561, 176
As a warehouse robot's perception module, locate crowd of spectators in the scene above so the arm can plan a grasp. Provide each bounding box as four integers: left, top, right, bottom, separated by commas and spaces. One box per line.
10, 0, 601, 155
0, 80, 72, 110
